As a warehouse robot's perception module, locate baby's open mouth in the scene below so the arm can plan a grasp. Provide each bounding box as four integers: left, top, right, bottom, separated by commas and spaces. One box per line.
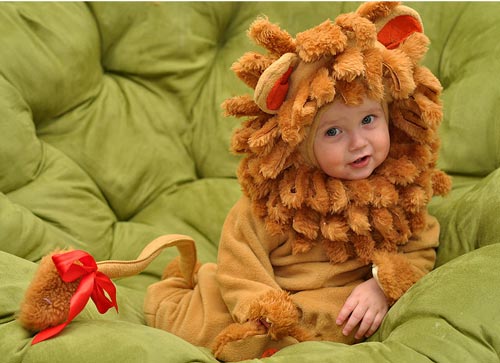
352, 155, 369, 165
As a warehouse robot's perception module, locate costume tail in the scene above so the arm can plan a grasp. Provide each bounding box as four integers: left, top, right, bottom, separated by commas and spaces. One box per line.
18, 234, 197, 342
97, 234, 197, 286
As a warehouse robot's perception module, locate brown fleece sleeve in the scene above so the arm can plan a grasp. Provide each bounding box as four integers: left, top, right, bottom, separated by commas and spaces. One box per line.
215, 197, 298, 327
372, 213, 440, 304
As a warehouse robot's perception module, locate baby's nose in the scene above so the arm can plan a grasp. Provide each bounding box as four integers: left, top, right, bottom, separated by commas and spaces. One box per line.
348, 132, 368, 151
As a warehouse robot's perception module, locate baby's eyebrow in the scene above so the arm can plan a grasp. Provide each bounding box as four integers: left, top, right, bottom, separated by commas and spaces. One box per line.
319, 118, 342, 127
363, 106, 384, 114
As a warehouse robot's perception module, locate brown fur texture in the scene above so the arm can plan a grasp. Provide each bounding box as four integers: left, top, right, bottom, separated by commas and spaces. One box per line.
223, 2, 451, 267
18, 251, 78, 332
212, 290, 313, 358
372, 250, 422, 304
247, 290, 312, 341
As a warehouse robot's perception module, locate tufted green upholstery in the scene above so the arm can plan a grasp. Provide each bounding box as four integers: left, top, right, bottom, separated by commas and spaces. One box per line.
1, 2, 500, 362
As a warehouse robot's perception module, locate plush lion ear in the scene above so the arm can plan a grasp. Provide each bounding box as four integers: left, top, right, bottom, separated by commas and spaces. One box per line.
356, 2, 425, 99
254, 53, 299, 114
375, 5, 424, 50
357, 2, 424, 50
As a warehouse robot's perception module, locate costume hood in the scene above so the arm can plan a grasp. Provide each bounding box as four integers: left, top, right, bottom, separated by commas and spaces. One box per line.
223, 1, 451, 263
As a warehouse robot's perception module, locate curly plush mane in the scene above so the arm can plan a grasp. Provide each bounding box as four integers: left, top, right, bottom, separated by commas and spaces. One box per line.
223, 2, 451, 264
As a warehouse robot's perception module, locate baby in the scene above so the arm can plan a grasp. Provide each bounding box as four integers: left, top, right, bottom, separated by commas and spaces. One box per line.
144, 2, 451, 361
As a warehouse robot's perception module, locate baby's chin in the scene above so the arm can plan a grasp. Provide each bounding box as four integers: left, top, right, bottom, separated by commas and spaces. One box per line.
343, 170, 374, 180
327, 163, 377, 180
326, 169, 374, 180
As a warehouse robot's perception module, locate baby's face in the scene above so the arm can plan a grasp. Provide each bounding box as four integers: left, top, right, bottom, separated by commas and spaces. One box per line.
313, 97, 390, 180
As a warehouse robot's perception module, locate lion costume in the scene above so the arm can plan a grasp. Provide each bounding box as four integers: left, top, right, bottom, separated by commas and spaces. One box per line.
19, 2, 451, 362
145, 1, 451, 359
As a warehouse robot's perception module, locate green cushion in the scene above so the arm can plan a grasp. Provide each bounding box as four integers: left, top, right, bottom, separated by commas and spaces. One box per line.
1, 2, 499, 362
429, 170, 500, 267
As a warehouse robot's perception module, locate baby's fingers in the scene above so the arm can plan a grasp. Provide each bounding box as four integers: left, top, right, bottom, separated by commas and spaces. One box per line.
354, 310, 376, 339
336, 297, 357, 326
341, 304, 368, 337
363, 312, 385, 338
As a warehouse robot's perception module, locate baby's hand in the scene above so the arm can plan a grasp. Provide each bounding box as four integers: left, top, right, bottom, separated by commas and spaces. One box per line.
336, 278, 389, 339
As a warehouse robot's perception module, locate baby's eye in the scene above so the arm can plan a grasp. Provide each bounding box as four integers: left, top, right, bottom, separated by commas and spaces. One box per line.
361, 115, 374, 125
325, 127, 340, 137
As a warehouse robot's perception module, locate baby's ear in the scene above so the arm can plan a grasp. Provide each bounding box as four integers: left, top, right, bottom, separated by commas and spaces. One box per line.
357, 1, 424, 50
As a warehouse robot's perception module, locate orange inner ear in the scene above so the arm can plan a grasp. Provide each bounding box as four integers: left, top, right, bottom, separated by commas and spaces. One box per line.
266, 66, 294, 111
378, 15, 423, 50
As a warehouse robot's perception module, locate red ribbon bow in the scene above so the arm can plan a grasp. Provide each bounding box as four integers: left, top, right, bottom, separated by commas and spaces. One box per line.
32, 250, 118, 345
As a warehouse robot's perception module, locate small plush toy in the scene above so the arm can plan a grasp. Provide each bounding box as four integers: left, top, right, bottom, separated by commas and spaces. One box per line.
19, 2, 451, 362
